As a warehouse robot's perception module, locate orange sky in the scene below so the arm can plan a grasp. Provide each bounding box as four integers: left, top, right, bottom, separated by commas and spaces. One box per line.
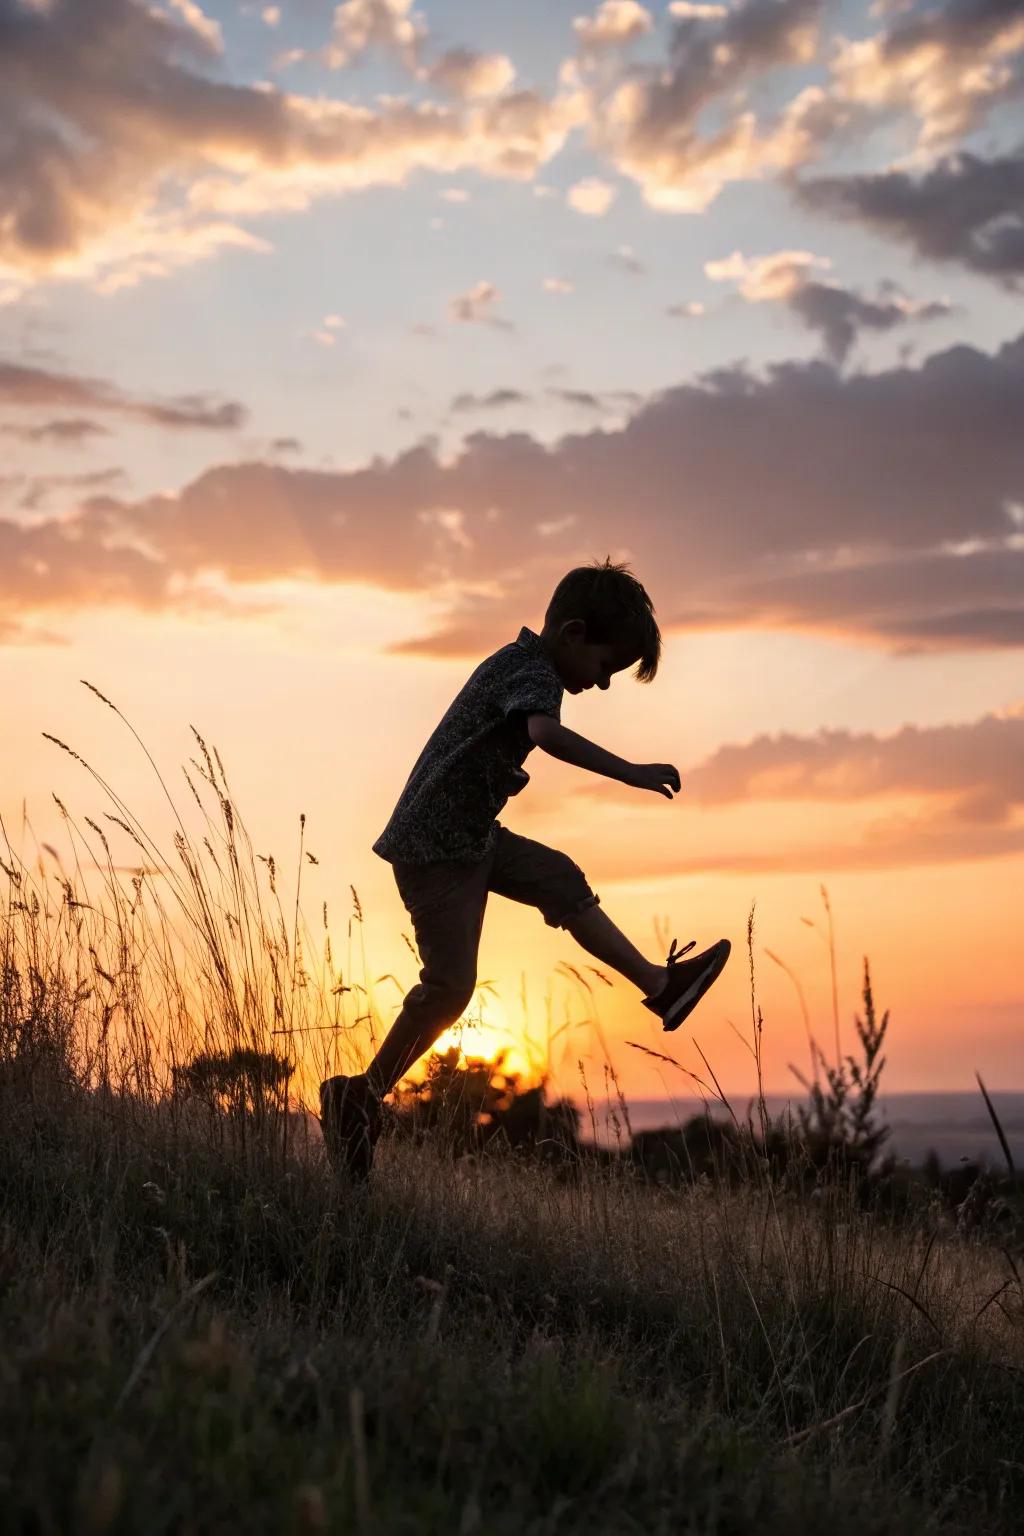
3, 597, 1021, 1102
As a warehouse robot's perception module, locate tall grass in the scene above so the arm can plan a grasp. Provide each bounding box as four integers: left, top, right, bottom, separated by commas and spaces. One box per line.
1, 692, 1022, 1534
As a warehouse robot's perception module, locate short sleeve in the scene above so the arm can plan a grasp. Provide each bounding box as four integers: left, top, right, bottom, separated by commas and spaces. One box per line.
498, 657, 562, 722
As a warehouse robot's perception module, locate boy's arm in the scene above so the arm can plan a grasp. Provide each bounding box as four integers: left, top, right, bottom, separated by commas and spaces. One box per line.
526, 714, 681, 799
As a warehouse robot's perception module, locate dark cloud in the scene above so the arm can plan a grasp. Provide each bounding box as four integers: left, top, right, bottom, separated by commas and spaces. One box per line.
545, 387, 641, 411
670, 544, 1024, 652
451, 388, 529, 412
2, 331, 1022, 655
789, 279, 951, 364
799, 149, 1024, 285
449, 386, 642, 414
0, 417, 111, 444
609, 245, 645, 275
685, 708, 1024, 819
0, 359, 247, 431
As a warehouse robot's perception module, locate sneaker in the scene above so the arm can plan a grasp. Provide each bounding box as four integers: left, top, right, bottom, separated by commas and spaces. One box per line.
642, 937, 731, 1033
319, 1074, 382, 1181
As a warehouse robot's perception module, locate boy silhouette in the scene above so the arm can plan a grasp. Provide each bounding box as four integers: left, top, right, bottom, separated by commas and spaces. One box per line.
321, 557, 730, 1177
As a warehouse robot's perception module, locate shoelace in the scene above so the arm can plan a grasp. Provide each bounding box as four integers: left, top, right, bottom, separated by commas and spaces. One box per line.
666, 938, 696, 968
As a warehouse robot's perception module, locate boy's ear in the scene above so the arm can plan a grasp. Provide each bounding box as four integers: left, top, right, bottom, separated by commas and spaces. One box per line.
559, 618, 587, 643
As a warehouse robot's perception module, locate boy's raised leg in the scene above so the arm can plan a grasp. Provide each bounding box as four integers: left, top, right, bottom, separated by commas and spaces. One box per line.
562, 903, 667, 997
563, 901, 731, 1032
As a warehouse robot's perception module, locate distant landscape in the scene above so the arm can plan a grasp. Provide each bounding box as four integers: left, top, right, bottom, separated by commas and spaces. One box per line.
599, 1093, 1024, 1168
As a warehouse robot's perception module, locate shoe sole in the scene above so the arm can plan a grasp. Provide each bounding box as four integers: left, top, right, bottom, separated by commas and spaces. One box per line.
662, 940, 731, 1033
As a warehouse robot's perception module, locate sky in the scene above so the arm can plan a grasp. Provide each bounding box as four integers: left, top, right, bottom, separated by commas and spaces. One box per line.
1, 0, 1023, 1103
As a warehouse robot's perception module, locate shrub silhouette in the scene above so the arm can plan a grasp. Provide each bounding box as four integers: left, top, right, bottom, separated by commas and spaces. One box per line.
172, 1045, 293, 1118
792, 957, 891, 1180
393, 1047, 580, 1158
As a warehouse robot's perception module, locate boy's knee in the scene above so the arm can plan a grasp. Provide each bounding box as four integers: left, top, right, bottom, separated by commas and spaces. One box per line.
541, 851, 600, 928
549, 891, 601, 930
408, 976, 476, 1025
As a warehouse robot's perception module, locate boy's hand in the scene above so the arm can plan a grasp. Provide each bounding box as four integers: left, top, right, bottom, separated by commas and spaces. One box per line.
625, 762, 682, 799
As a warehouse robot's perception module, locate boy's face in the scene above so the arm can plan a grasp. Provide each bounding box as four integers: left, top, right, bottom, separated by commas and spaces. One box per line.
552, 620, 637, 695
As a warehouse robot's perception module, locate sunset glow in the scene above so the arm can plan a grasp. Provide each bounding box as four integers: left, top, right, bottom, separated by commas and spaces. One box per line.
2, 0, 1022, 1106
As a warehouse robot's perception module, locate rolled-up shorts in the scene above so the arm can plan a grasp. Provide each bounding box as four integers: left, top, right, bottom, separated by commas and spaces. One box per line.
393, 824, 600, 933
388, 826, 600, 1035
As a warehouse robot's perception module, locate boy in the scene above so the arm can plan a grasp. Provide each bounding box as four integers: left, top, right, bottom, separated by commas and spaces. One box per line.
321, 557, 730, 1178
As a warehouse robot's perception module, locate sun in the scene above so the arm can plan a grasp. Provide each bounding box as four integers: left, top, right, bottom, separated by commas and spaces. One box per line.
431, 990, 536, 1080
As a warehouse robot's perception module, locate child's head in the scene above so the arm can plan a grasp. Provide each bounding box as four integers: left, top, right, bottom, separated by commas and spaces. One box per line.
541, 557, 661, 695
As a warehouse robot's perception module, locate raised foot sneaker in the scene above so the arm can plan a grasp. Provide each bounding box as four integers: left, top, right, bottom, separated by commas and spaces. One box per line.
642, 937, 731, 1033
319, 1073, 383, 1181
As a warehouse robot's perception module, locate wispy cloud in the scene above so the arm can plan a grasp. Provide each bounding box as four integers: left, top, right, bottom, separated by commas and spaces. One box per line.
448, 281, 514, 329
0, 359, 247, 432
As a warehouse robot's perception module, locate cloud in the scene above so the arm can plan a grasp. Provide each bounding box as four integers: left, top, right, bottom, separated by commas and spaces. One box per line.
668, 3, 728, 18
166, 0, 223, 56
0, 358, 247, 431
321, 0, 426, 71
545, 386, 641, 411
542, 276, 574, 293
12, 466, 128, 513
3, 331, 1023, 656
666, 300, 704, 317
0, 613, 68, 648
609, 243, 645, 273
706, 249, 952, 362
567, 0, 1022, 220
448, 385, 642, 414
799, 149, 1024, 286
451, 388, 529, 412
318, 0, 515, 102
825, 0, 1024, 153
447, 280, 513, 328
567, 176, 618, 215
0, 417, 111, 445
0, 0, 574, 297
572, 1, 653, 52
429, 48, 516, 100
685, 708, 1024, 821
582, 0, 826, 213
565, 704, 1024, 873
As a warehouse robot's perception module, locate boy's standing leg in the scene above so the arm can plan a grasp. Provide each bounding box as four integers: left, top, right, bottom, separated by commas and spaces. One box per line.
320, 855, 491, 1177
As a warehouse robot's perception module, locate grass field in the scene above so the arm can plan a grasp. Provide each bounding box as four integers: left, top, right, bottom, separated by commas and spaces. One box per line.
2, 704, 1022, 1533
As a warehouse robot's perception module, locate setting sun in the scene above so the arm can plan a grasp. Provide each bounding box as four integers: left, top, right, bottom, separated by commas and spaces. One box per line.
429, 992, 537, 1082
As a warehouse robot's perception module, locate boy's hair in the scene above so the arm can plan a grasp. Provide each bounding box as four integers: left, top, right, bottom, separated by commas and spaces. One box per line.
544, 557, 661, 681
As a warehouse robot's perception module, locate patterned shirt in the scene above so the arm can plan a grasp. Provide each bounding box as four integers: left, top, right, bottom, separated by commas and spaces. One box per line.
372, 626, 564, 865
